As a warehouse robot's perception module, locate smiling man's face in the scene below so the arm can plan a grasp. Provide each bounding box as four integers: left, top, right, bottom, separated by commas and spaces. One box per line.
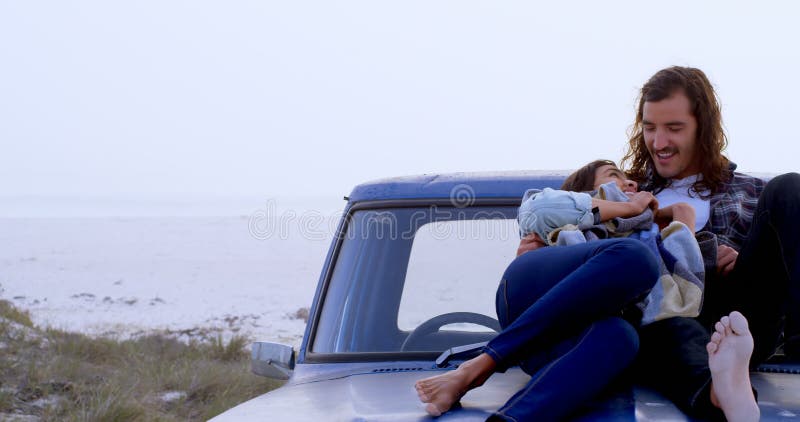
642, 91, 701, 180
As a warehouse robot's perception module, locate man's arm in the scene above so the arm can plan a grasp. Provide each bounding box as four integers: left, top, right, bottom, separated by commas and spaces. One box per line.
655, 202, 697, 232
707, 172, 765, 251
706, 172, 764, 274
656, 202, 735, 275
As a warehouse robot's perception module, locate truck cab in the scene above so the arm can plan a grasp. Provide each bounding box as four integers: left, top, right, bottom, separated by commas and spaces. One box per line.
212, 172, 800, 421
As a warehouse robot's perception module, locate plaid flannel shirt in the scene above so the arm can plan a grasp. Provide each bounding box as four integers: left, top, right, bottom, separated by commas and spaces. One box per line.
703, 171, 765, 251
642, 164, 765, 252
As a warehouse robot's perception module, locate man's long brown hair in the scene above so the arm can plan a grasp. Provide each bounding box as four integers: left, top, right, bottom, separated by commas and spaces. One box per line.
621, 66, 731, 196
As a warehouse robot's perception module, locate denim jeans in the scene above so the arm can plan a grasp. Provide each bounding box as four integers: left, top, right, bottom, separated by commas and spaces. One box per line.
633, 316, 723, 420
700, 172, 800, 363
632, 173, 800, 421
484, 238, 659, 421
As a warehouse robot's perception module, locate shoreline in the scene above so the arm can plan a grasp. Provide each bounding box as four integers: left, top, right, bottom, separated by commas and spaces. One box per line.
1, 214, 332, 349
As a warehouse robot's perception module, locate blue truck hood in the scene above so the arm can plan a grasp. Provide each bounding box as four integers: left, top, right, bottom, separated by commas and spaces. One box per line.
210, 368, 530, 421
210, 364, 800, 421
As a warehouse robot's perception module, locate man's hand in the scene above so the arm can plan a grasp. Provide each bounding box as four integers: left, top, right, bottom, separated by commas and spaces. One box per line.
517, 233, 546, 256
654, 202, 696, 232
716, 244, 738, 275
654, 207, 671, 230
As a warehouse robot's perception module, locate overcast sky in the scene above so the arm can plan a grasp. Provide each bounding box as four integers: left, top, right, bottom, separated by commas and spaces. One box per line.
1, 1, 798, 198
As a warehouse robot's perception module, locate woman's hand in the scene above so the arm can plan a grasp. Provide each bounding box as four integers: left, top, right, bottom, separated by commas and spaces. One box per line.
629, 191, 658, 213
593, 193, 658, 221
517, 233, 546, 256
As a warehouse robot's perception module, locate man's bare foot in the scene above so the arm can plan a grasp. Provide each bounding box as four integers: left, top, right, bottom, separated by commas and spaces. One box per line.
415, 353, 496, 417
707, 311, 759, 422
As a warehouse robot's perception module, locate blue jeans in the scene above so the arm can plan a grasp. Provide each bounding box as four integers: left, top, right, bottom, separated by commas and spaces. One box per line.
703, 172, 800, 362
485, 238, 659, 421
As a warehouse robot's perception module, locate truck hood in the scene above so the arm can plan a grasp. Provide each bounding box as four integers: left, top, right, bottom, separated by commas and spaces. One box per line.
209, 368, 531, 421
207, 366, 697, 421
210, 365, 800, 421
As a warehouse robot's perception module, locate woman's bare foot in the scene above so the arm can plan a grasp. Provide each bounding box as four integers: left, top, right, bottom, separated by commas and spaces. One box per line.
706, 311, 759, 422
415, 353, 496, 416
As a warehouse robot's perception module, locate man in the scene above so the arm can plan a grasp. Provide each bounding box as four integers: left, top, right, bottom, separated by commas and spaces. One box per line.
621, 66, 798, 422
621, 66, 799, 364
515, 66, 799, 421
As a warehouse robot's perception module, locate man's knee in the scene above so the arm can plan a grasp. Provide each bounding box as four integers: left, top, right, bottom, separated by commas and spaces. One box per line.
762, 172, 800, 206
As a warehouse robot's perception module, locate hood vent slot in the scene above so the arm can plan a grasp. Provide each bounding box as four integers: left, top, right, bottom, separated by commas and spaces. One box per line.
371, 367, 424, 373
755, 363, 800, 374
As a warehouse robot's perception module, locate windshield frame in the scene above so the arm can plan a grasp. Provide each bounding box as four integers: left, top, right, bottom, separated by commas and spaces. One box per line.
304, 197, 521, 363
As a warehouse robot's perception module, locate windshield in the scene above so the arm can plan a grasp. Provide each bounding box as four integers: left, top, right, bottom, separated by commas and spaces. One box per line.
311, 204, 520, 355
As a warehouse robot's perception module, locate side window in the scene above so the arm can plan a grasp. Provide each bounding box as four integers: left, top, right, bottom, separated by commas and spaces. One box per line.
397, 218, 520, 331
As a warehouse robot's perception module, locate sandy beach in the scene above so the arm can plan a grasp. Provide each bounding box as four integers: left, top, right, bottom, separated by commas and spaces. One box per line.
0, 196, 344, 347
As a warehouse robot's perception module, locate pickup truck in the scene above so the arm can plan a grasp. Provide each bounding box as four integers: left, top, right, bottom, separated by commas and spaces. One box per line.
212, 171, 800, 421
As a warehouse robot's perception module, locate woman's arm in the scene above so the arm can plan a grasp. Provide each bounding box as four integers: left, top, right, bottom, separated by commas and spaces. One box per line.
517, 189, 657, 252
592, 191, 658, 221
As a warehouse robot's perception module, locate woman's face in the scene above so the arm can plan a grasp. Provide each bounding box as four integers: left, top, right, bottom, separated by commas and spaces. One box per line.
593, 164, 638, 194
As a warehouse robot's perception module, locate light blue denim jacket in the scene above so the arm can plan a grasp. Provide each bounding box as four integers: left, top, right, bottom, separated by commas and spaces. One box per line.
517, 187, 594, 244
519, 182, 710, 325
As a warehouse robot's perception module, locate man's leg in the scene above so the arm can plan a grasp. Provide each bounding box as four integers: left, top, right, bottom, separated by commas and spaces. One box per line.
635, 317, 723, 419
636, 315, 759, 421
707, 311, 760, 422
728, 172, 800, 362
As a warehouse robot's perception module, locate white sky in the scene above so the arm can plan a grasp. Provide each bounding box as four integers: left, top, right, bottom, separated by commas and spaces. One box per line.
1, 1, 798, 198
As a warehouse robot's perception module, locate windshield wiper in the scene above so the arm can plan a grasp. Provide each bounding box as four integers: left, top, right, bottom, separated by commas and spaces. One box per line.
434, 342, 487, 368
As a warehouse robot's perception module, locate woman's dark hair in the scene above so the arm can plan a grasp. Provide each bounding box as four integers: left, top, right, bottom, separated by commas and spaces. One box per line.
621, 66, 730, 196
561, 159, 617, 192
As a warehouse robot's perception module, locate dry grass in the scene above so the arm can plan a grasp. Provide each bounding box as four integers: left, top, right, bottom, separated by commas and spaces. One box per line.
0, 299, 284, 421
0, 298, 34, 327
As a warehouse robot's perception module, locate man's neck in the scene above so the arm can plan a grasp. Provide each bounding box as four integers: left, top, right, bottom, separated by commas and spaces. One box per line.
667, 174, 701, 187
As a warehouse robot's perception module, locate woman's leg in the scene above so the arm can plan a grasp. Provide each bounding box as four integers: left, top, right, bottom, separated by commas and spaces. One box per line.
490, 317, 639, 421
416, 238, 658, 416
487, 237, 658, 368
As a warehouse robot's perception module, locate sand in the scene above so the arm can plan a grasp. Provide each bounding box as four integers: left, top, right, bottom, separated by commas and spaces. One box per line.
0, 196, 344, 347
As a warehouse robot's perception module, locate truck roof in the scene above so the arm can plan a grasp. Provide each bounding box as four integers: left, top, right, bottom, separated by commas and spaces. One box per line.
348, 170, 569, 202
347, 169, 777, 203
